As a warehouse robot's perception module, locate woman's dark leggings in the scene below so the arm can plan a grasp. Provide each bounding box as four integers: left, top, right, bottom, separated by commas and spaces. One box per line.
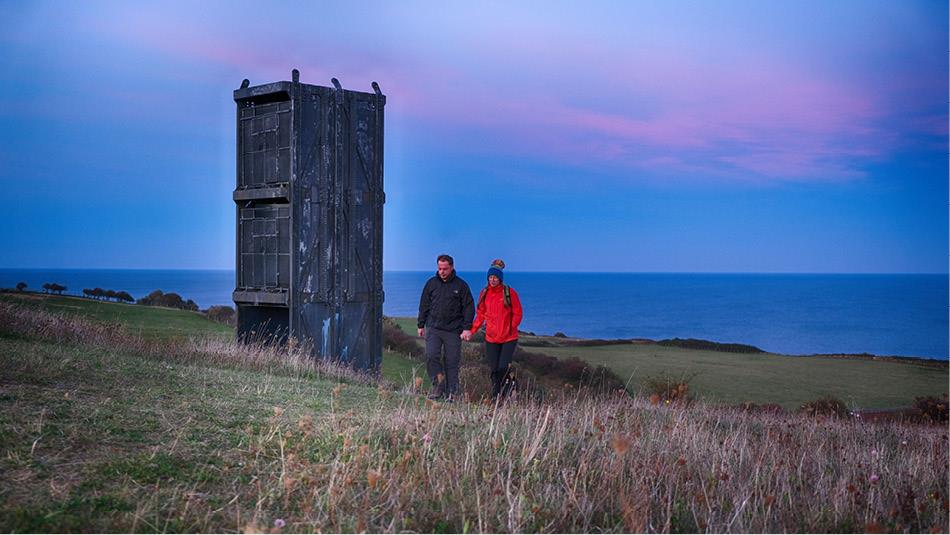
485, 340, 518, 397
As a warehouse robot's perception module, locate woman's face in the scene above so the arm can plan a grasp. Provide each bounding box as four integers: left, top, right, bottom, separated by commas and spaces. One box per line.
488, 275, 501, 287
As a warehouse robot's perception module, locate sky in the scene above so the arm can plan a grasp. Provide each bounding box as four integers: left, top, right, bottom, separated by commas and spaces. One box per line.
0, 0, 947, 273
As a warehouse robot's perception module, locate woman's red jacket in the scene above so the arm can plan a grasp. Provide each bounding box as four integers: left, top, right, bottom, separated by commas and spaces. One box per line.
471, 285, 523, 343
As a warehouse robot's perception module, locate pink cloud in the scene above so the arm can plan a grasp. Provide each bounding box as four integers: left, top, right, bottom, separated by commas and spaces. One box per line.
81, 8, 944, 184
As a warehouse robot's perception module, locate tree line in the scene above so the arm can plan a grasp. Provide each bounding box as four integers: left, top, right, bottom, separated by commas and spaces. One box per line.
42, 283, 67, 294
9, 282, 232, 323
83, 288, 135, 303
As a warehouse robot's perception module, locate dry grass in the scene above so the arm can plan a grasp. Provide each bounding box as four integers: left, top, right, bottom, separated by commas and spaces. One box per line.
0, 302, 376, 387
228, 393, 948, 533
0, 302, 947, 533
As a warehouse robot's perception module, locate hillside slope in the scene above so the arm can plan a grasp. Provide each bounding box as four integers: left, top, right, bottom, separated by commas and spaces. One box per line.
1, 302, 946, 533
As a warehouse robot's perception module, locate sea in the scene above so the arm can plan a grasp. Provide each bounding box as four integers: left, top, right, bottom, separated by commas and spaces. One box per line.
1, 269, 946, 360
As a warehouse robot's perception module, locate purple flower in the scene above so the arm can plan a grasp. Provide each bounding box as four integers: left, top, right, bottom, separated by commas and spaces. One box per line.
274, 519, 286, 529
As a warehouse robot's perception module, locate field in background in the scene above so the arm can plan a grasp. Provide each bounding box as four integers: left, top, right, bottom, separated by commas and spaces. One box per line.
389, 317, 948, 409
0, 293, 232, 340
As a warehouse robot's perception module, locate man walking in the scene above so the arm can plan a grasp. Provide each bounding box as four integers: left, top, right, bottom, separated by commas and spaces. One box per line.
417, 254, 474, 402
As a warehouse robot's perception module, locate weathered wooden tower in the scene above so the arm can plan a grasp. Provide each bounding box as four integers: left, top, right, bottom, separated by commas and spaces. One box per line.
232, 70, 384, 371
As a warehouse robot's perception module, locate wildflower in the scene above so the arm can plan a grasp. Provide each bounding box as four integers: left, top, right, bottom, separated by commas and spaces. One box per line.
869, 473, 880, 484
676, 458, 686, 466
273, 519, 286, 529
422, 433, 432, 444
900, 440, 908, 446
273, 406, 284, 417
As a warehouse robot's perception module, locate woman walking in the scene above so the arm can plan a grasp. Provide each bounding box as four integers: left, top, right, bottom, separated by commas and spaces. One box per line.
469, 259, 523, 399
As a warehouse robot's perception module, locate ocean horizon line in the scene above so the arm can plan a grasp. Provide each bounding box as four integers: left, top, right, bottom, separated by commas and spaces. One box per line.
1, 268, 947, 276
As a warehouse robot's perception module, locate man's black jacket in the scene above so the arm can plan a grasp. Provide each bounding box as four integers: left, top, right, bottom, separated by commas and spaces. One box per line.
417, 270, 475, 333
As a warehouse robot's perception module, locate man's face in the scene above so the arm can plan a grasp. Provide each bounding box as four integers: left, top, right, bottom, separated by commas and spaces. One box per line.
437, 260, 453, 280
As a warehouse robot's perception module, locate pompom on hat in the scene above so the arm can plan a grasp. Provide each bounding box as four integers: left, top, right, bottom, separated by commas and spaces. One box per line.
487, 258, 505, 283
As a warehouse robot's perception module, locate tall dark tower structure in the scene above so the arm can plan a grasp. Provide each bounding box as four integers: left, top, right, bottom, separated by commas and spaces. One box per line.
232, 70, 385, 371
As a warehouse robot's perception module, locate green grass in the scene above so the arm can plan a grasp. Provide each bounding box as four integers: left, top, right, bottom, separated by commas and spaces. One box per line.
0, 293, 417, 385
391, 317, 948, 409
0, 292, 232, 340
380, 350, 423, 386
0, 334, 383, 532
537, 344, 947, 408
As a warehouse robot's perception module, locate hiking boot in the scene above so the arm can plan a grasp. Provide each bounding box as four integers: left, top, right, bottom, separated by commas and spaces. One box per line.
427, 383, 444, 400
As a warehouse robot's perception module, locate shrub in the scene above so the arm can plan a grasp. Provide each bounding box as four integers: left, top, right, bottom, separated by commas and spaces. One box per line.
642, 373, 695, 405
799, 396, 849, 418
137, 290, 199, 311
914, 394, 949, 423
657, 337, 764, 353
205, 305, 236, 326
382, 316, 423, 359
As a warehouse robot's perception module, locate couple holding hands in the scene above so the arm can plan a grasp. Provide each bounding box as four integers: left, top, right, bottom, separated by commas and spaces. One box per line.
416, 254, 523, 402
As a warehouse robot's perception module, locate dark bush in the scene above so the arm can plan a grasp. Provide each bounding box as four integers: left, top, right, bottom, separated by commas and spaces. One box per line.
205, 305, 236, 325
15, 282, 26, 292
553, 332, 567, 338
799, 396, 849, 418
657, 337, 764, 353
137, 290, 199, 311
512, 347, 626, 394
914, 394, 948, 423
382, 316, 423, 359
642, 373, 695, 405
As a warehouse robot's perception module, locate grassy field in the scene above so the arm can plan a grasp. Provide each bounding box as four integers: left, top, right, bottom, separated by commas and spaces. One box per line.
0, 292, 233, 340
0, 293, 421, 386
1, 301, 946, 532
389, 317, 948, 409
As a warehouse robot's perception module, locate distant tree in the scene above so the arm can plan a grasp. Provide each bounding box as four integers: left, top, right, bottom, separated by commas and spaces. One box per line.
82, 288, 92, 298
104, 289, 117, 301
15, 282, 27, 292
137, 290, 165, 306
116, 291, 134, 303
205, 305, 235, 325
42, 283, 52, 294
92, 288, 105, 300
48, 283, 66, 295
137, 289, 200, 311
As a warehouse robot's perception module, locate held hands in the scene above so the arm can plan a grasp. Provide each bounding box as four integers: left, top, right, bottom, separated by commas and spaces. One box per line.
417, 328, 425, 337
460, 329, 472, 341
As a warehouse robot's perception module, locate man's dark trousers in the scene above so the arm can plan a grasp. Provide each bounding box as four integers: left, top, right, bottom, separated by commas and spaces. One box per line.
425, 327, 461, 396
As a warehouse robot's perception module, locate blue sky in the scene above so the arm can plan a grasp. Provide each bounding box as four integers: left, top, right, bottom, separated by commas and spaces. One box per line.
1, 0, 946, 272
